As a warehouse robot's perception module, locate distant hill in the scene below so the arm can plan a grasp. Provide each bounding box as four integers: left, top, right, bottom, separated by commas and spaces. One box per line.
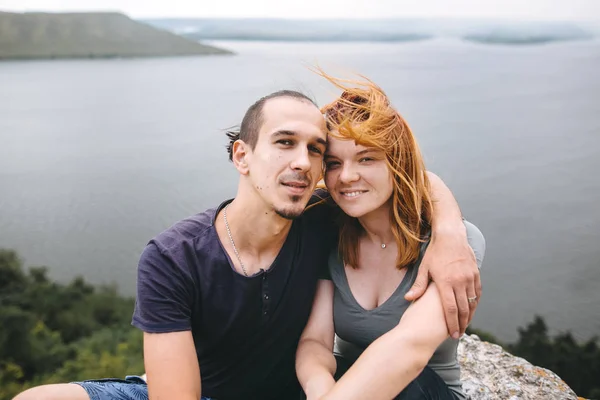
0, 11, 232, 60
144, 18, 435, 43
463, 21, 595, 45
143, 17, 597, 45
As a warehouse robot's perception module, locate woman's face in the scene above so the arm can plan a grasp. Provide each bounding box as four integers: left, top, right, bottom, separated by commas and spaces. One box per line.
324, 135, 394, 218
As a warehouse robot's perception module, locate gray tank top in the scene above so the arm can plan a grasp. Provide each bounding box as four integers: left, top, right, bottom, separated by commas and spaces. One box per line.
328, 221, 485, 400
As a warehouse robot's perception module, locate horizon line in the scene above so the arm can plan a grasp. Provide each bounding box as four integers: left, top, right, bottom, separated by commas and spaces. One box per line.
1, 9, 599, 23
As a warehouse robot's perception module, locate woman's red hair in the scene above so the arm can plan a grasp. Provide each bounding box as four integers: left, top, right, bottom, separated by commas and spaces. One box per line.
320, 71, 433, 269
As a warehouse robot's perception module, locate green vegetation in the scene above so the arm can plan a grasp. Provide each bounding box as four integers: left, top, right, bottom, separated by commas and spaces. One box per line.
1, 248, 598, 399
0, 11, 232, 60
0, 249, 143, 399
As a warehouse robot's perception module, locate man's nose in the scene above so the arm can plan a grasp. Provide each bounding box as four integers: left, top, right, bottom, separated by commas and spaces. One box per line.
290, 148, 311, 171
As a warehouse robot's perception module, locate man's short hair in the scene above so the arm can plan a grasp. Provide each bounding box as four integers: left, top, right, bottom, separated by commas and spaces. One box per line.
226, 90, 318, 161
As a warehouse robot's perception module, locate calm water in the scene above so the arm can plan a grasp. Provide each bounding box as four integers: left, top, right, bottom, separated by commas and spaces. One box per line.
1, 39, 599, 342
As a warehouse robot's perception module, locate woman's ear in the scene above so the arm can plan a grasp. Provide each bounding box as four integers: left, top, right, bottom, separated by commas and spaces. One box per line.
232, 140, 250, 175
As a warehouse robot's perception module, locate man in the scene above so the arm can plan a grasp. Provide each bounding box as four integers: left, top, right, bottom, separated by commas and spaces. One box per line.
14, 90, 480, 400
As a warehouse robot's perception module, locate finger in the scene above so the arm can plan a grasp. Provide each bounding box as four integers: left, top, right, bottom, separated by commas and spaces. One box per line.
455, 285, 470, 336
405, 267, 429, 301
439, 282, 460, 338
467, 276, 478, 324
474, 269, 482, 304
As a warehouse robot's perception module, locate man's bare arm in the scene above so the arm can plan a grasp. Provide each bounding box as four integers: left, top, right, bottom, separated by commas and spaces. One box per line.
405, 171, 481, 337
144, 331, 200, 400
427, 171, 465, 229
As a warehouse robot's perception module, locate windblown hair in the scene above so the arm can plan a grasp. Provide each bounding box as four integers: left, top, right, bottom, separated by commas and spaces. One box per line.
320, 72, 433, 270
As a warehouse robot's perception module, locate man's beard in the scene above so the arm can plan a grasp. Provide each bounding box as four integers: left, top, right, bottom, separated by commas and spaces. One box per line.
274, 195, 304, 220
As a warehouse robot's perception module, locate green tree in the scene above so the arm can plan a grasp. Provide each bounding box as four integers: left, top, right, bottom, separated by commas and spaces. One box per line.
0, 248, 142, 400
508, 315, 600, 399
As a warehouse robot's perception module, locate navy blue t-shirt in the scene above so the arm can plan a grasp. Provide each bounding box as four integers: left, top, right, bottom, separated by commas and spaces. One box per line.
131, 198, 335, 400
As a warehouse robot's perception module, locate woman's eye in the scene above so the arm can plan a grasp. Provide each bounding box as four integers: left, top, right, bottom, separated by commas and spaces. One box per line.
359, 157, 374, 163
325, 161, 340, 169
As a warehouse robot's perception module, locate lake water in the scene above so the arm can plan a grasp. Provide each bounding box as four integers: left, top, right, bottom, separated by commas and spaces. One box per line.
0, 39, 598, 342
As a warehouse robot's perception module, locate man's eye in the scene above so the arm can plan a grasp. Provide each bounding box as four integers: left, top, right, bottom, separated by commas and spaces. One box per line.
309, 146, 323, 155
277, 140, 293, 146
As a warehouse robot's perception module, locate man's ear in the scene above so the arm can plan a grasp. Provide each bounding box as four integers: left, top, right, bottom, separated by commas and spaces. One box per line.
232, 140, 250, 175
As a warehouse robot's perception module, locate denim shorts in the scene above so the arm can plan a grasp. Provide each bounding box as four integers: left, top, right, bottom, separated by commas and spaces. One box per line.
73, 375, 213, 400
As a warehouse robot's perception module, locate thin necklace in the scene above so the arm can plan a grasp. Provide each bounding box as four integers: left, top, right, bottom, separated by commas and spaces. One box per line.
223, 204, 249, 277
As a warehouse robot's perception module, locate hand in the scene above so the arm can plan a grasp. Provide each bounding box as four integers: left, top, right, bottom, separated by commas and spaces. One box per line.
405, 226, 481, 338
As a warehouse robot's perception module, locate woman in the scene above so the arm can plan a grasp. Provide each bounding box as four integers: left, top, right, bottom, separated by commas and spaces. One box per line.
295, 75, 486, 400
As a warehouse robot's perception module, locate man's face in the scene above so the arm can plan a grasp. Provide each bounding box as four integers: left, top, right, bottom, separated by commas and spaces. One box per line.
244, 97, 327, 219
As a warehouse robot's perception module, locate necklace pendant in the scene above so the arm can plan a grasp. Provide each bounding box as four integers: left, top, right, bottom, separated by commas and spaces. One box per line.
381, 243, 386, 249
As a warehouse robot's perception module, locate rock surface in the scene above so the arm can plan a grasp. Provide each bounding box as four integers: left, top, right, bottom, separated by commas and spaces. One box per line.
458, 334, 583, 399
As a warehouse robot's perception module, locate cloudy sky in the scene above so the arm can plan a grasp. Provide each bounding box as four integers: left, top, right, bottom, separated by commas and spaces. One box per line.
1, 0, 599, 20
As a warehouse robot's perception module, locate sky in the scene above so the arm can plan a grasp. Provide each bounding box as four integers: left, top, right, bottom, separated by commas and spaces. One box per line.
1, 0, 599, 21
